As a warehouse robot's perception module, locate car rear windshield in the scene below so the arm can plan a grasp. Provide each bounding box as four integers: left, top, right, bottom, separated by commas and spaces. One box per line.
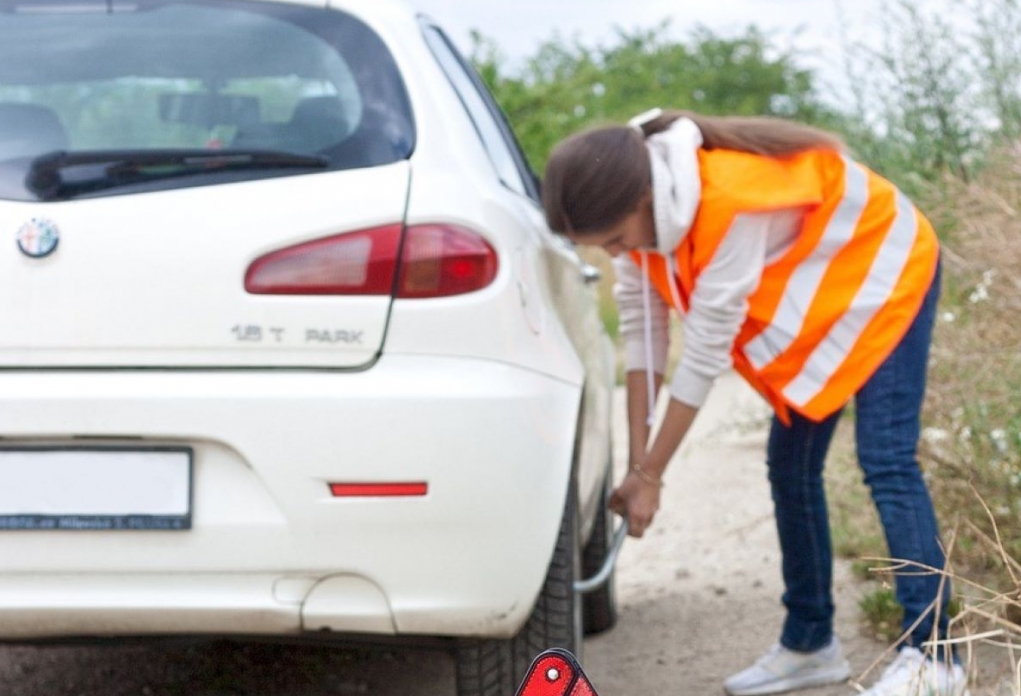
0, 0, 415, 200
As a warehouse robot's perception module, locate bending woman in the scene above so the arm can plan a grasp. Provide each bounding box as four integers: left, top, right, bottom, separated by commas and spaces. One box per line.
542, 109, 965, 696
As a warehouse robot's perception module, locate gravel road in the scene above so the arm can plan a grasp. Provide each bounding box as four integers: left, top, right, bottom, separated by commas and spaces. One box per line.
0, 373, 888, 696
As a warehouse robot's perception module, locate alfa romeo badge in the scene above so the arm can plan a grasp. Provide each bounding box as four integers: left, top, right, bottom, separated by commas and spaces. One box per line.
17, 217, 60, 258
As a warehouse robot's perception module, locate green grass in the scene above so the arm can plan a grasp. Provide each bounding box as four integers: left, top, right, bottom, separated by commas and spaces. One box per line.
859, 588, 905, 643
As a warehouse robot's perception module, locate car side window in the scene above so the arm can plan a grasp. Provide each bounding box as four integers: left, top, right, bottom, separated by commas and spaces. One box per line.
421, 23, 540, 203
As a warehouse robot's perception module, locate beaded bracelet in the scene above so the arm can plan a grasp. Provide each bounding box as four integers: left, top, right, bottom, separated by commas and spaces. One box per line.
630, 464, 664, 488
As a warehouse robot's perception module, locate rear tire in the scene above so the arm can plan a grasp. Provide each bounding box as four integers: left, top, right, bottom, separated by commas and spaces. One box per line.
581, 461, 618, 635
454, 639, 515, 696
455, 476, 582, 696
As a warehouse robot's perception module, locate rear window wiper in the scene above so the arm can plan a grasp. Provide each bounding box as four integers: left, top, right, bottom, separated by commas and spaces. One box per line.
26, 148, 330, 200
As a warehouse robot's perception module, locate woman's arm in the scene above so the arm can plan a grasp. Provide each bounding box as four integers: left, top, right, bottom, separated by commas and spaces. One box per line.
610, 391, 697, 538
612, 254, 669, 380
626, 369, 662, 468
613, 252, 670, 468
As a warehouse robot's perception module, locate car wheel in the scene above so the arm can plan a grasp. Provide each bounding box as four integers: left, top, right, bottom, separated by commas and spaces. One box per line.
455, 476, 582, 696
581, 458, 618, 635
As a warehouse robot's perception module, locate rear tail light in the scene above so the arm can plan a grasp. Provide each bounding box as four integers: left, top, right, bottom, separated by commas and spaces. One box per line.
245, 225, 402, 295
245, 224, 497, 298
397, 224, 498, 299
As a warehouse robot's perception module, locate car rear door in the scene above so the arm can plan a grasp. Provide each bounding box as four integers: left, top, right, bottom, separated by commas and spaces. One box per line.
0, 165, 410, 368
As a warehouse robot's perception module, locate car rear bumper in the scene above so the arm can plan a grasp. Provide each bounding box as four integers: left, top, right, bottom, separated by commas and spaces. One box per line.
0, 355, 581, 640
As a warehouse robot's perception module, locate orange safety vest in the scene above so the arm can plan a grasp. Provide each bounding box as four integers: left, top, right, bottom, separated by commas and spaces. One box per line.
632, 148, 939, 424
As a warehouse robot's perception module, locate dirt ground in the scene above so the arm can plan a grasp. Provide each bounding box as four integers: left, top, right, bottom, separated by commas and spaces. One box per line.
0, 373, 898, 696
583, 372, 888, 696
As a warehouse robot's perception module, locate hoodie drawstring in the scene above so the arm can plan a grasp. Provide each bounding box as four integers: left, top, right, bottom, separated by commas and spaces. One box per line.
640, 251, 656, 427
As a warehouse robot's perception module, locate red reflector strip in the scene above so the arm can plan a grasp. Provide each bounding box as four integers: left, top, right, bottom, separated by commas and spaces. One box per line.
329, 482, 428, 498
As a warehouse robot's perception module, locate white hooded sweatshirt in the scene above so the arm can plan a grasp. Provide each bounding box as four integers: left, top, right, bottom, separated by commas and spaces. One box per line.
611, 117, 805, 410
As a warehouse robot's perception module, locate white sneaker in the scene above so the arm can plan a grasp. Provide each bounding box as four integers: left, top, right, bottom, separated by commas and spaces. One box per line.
724, 638, 851, 696
860, 647, 969, 696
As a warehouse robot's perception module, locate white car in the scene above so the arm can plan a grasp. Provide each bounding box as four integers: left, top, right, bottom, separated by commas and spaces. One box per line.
0, 1, 617, 694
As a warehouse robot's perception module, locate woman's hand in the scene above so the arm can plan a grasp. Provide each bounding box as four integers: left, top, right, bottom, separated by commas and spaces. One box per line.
608, 469, 661, 538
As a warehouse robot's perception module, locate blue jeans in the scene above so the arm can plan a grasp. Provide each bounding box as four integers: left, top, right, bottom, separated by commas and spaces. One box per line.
767, 262, 950, 658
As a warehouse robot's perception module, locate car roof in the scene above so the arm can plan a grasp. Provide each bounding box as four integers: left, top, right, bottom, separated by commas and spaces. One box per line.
241, 0, 422, 19
239, 0, 433, 44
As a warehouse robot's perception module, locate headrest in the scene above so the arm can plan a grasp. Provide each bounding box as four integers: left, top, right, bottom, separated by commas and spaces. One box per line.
0, 103, 70, 159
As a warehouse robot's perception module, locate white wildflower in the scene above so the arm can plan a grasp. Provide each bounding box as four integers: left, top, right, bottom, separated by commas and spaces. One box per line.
991, 429, 1008, 453
969, 269, 996, 303
941, 311, 956, 323
573, 104, 586, 118
923, 427, 949, 444
591, 82, 606, 97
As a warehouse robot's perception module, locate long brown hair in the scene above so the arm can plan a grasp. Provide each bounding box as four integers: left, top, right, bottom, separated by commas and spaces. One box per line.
638, 109, 844, 155
542, 110, 844, 235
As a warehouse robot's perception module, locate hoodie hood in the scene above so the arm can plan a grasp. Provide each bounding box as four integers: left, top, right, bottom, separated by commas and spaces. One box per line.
645, 117, 704, 256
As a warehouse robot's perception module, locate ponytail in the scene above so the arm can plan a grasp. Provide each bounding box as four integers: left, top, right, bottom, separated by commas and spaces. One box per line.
636, 109, 844, 157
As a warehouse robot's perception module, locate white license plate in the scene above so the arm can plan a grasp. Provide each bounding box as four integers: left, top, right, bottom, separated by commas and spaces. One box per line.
0, 447, 192, 530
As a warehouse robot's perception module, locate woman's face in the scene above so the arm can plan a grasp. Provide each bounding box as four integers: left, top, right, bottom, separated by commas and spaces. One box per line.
567, 191, 656, 257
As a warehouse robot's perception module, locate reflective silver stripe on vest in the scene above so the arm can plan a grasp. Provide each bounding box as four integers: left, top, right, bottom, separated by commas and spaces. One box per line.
782, 190, 919, 407
743, 155, 868, 371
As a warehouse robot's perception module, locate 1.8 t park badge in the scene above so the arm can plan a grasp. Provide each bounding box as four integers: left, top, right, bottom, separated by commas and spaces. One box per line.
17, 217, 60, 259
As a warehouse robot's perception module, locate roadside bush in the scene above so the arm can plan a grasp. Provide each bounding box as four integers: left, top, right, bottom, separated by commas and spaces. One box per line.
918, 151, 1021, 576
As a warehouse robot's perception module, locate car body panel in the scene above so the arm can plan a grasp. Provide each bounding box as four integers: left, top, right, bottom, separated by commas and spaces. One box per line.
373, 5, 614, 536
0, 356, 579, 639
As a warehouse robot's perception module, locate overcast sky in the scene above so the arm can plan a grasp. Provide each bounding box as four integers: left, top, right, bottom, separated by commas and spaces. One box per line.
409, 0, 960, 103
